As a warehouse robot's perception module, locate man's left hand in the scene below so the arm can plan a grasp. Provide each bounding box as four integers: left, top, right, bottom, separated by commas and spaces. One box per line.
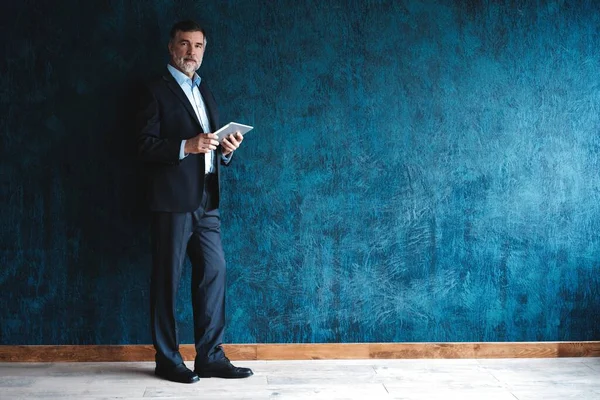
221, 132, 244, 156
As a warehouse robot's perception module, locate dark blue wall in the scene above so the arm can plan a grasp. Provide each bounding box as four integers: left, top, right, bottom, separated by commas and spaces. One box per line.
1, 0, 599, 345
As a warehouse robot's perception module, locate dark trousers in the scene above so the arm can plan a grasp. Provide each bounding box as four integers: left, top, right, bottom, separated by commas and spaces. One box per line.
150, 174, 226, 368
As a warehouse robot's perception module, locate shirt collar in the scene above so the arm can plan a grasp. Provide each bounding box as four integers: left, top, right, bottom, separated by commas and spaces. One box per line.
167, 64, 201, 87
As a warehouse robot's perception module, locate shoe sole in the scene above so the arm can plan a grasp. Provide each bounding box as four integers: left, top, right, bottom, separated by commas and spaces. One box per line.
196, 372, 253, 379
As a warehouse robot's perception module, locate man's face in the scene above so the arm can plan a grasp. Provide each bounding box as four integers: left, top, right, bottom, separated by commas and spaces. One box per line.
169, 30, 206, 76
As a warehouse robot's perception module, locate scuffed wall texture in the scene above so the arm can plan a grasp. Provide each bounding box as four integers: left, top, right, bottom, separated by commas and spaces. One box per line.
1, 0, 599, 345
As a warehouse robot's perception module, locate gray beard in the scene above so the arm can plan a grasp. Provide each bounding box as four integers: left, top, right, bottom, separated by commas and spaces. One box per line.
174, 56, 199, 74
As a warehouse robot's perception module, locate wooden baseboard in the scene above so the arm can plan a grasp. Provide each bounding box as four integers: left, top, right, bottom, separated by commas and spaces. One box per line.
1, 342, 599, 362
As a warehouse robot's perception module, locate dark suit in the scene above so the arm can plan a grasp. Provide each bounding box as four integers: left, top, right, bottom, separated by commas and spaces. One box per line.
137, 70, 230, 368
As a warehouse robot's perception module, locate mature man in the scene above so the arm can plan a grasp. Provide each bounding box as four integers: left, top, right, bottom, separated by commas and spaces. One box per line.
137, 20, 251, 384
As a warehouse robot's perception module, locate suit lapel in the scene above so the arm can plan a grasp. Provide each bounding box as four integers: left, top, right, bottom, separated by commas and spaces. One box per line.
199, 82, 218, 132
198, 82, 221, 174
162, 73, 203, 130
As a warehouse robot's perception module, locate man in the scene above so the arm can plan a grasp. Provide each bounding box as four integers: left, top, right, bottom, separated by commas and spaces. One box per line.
137, 20, 252, 384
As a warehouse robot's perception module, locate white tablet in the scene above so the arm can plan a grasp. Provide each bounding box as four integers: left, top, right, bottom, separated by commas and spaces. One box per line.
214, 122, 253, 143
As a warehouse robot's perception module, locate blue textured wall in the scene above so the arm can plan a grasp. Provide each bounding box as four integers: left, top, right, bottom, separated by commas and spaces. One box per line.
1, 0, 599, 345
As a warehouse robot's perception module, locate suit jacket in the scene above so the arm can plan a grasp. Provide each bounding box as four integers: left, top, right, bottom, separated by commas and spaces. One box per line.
137, 70, 230, 212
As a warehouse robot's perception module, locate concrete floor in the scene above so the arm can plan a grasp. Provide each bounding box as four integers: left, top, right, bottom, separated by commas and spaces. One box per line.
0, 357, 599, 399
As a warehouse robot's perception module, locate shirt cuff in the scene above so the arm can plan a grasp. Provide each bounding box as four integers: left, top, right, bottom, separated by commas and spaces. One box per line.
221, 152, 232, 163
179, 140, 187, 160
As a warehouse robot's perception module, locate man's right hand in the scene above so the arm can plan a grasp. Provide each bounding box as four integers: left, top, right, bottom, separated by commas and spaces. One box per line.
184, 133, 219, 154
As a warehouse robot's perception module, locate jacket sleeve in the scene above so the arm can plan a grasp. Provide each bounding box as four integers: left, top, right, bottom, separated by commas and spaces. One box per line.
136, 85, 181, 165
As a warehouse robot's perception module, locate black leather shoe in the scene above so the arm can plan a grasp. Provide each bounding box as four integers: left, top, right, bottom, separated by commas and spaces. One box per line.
195, 358, 253, 379
155, 363, 199, 383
